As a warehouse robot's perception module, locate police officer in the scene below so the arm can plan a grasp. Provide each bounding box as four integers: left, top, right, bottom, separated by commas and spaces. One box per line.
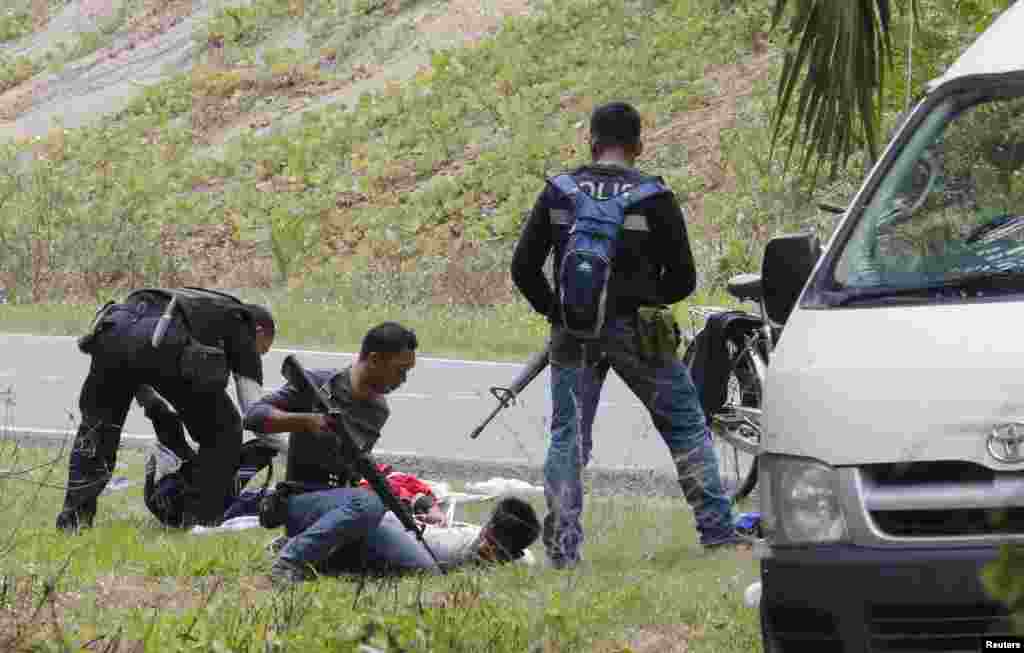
511, 101, 747, 568
56, 287, 275, 532
243, 322, 428, 585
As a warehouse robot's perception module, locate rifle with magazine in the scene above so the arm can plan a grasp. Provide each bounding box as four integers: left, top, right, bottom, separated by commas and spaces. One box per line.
278, 353, 444, 570
469, 343, 550, 440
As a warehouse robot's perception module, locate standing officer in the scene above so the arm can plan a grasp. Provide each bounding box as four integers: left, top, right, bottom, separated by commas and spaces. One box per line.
511, 102, 747, 568
56, 287, 275, 532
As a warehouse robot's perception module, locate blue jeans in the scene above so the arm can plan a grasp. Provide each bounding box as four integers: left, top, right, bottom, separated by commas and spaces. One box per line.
278, 488, 439, 574
543, 317, 735, 566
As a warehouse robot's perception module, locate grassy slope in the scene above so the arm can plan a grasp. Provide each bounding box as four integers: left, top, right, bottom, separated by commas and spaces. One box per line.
1, 0, 796, 358
0, 0, 994, 363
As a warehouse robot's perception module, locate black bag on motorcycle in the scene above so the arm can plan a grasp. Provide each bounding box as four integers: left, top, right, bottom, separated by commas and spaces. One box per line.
689, 232, 821, 420
688, 312, 762, 421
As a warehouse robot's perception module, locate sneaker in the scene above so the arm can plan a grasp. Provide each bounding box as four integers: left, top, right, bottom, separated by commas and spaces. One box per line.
701, 531, 757, 553
269, 557, 313, 589
266, 535, 289, 556
545, 552, 585, 570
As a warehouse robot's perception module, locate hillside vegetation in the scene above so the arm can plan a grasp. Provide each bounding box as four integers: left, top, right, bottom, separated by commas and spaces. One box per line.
0, 0, 1000, 354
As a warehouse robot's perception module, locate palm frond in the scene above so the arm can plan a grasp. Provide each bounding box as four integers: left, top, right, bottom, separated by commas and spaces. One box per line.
770, 0, 909, 184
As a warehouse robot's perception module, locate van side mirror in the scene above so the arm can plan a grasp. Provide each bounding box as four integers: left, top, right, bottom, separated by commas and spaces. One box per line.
762, 232, 822, 325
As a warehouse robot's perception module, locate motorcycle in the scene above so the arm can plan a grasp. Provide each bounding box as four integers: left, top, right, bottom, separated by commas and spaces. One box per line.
682, 231, 822, 502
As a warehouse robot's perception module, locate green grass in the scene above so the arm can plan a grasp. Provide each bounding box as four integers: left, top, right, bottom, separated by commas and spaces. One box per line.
0, 8, 34, 44
0, 441, 761, 652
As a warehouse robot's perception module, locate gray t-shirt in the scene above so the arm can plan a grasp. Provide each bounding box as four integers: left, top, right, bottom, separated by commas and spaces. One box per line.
377, 512, 535, 569
243, 366, 389, 487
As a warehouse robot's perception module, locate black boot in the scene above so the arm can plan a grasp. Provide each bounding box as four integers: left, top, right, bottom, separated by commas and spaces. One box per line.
57, 420, 117, 533
56, 500, 95, 533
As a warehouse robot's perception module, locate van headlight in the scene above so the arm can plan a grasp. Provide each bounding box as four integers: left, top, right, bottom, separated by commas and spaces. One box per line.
762, 455, 847, 545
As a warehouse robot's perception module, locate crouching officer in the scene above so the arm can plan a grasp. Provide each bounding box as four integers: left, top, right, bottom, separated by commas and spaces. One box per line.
56, 287, 275, 532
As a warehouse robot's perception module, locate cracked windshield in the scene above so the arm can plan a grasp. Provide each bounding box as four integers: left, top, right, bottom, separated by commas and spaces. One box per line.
835, 89, 1024, 293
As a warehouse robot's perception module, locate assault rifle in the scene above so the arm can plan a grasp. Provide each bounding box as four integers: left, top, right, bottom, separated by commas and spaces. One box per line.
469, 343, 550, 440
280, 354, 444, 571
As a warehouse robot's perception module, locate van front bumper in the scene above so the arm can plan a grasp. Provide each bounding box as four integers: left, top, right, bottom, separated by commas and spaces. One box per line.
760, 543, 1014, 653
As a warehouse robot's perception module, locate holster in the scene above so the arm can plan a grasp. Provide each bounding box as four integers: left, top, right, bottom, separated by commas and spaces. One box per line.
636, 305, 682, 363
179, 338, 229, 393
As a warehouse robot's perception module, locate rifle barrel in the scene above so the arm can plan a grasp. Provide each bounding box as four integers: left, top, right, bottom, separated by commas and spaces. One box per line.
468, 345, 549, 440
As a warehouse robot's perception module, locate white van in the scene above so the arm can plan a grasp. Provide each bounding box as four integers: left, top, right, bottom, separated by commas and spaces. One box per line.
757, 2, 1024, 651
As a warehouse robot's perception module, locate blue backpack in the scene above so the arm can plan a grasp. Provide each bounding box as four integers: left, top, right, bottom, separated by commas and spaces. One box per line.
549, 174, 670, 339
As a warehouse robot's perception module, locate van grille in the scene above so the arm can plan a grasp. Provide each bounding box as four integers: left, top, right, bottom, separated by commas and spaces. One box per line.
866, 461, 994, 485
868, 603, 1013, 652
862, 462, 1024, 538
871, 507, 1024, 537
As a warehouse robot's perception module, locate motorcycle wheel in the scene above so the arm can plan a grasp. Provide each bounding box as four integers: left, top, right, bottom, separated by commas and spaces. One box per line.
683, 332, 761, 503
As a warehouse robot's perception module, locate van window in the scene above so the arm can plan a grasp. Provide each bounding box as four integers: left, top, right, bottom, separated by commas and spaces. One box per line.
833, 89, 1024, 294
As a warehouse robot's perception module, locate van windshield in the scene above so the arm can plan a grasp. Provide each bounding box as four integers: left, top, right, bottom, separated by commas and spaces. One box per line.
832, 88, 1024, 302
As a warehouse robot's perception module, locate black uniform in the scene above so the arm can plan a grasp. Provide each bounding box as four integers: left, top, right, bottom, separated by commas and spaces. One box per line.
57, 287, 266, 531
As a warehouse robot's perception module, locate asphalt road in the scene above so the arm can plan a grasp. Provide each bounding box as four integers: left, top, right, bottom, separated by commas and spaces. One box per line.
0, 332, 679, 473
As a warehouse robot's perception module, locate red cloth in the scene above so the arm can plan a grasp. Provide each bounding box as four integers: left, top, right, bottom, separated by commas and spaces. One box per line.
358, 463, 435, 506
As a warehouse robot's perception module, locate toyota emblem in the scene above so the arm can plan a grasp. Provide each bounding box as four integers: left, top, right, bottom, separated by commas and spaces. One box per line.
987, 422, 1024, 464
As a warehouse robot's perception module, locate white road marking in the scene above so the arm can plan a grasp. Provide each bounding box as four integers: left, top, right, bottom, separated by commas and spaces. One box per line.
5, 426, 534, 465
0, 333, 526, 368
0, 378, 629, 408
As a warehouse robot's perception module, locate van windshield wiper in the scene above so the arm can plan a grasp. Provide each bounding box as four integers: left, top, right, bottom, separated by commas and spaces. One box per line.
830, 270, 1024, 306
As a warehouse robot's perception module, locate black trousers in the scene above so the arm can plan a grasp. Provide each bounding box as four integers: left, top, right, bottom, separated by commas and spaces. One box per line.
58, 302, 242, 528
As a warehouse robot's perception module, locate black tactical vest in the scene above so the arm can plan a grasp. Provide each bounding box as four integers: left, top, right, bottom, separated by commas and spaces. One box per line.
124, 287, 248, 347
